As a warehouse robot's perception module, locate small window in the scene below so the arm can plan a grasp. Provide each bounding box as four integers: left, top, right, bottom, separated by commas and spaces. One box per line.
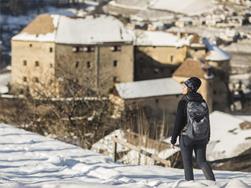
23, 77, 27, 82
154, 68, 160, 74
75, 61, 79, 68
87, 61, 91, 68
83, 46, 94, 52
111, 46, 121, 52
113, 76, 117, 83
72, 46, 80, 52
29, 44, 32, 47
113, 60, 118, 67
170, 55, 174, 63
23, 60, 27, 66
35, 61, 39, 67
155, 99, 159, 104
50, 63, 53, 68
49, 47, 53, 53
34, 77, 39, 83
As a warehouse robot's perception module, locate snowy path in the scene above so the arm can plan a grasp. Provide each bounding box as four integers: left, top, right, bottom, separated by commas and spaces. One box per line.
0, 123, 250, 188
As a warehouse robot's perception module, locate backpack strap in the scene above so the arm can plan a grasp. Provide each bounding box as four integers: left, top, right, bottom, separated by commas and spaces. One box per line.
181, 97, 190, 134
184, 95, 190, 102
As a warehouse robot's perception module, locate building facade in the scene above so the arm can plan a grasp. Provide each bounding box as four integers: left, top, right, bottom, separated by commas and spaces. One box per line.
115, 78, 182, 140
134, 31, 191, 81
11, 14, 134, 97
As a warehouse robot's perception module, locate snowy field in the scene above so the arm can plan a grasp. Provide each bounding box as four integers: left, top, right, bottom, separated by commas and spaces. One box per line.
0, 123, 250, 188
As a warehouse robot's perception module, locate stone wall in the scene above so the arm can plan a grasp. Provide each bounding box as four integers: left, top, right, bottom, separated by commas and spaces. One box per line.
134, 46, 187, 81
11, 40, 57, 96
11, 40, 134, 97
55, 43, 134, 95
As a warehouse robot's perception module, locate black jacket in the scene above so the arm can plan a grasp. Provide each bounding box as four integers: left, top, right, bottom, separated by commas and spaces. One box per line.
171, 92, 207, 145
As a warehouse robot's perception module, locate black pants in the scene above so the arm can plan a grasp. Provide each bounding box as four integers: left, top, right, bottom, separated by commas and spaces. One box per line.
179, 135, 215, 181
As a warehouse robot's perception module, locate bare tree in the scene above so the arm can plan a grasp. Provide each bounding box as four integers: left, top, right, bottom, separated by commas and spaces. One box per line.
7, 66, 119, 149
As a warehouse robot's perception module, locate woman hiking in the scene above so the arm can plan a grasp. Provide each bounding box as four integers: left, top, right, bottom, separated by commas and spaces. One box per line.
171, 77, 215, 181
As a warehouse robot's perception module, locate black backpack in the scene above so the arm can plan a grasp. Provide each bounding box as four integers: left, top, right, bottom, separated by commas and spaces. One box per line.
184, 98, 210, 140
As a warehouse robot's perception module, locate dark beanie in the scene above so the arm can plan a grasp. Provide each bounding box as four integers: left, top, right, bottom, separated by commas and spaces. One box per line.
184, 77, 201, 92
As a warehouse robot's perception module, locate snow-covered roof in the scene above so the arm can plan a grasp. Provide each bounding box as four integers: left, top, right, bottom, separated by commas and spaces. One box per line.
12, 14, 59, 42
222, 39, 251, 53
149, 0, 216, 16
203, 38, 231, 62
115, 78, 182, 99
12, 14, 134, 44
135, 30, 192, 47
0, 123, 251, 187
55, 15, 133, 44
208, 111, 251, 161
109, 0, 149, 10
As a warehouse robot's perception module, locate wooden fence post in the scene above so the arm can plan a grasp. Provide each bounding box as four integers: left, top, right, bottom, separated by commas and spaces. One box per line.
113, 136, 118, 162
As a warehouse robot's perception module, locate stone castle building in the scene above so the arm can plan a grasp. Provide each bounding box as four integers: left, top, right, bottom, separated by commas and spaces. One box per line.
134, 30, 192, 81
11, 13, 231, 113
11, 14, 134, 97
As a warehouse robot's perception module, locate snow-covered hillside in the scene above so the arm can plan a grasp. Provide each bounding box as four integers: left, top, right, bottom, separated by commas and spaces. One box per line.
0, 123, 250, 188
208, 111, 251, 161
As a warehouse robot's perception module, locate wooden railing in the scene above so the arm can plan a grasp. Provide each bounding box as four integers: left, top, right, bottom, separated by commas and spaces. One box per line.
125, 131, 171, 151
112, 136, 171, 167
